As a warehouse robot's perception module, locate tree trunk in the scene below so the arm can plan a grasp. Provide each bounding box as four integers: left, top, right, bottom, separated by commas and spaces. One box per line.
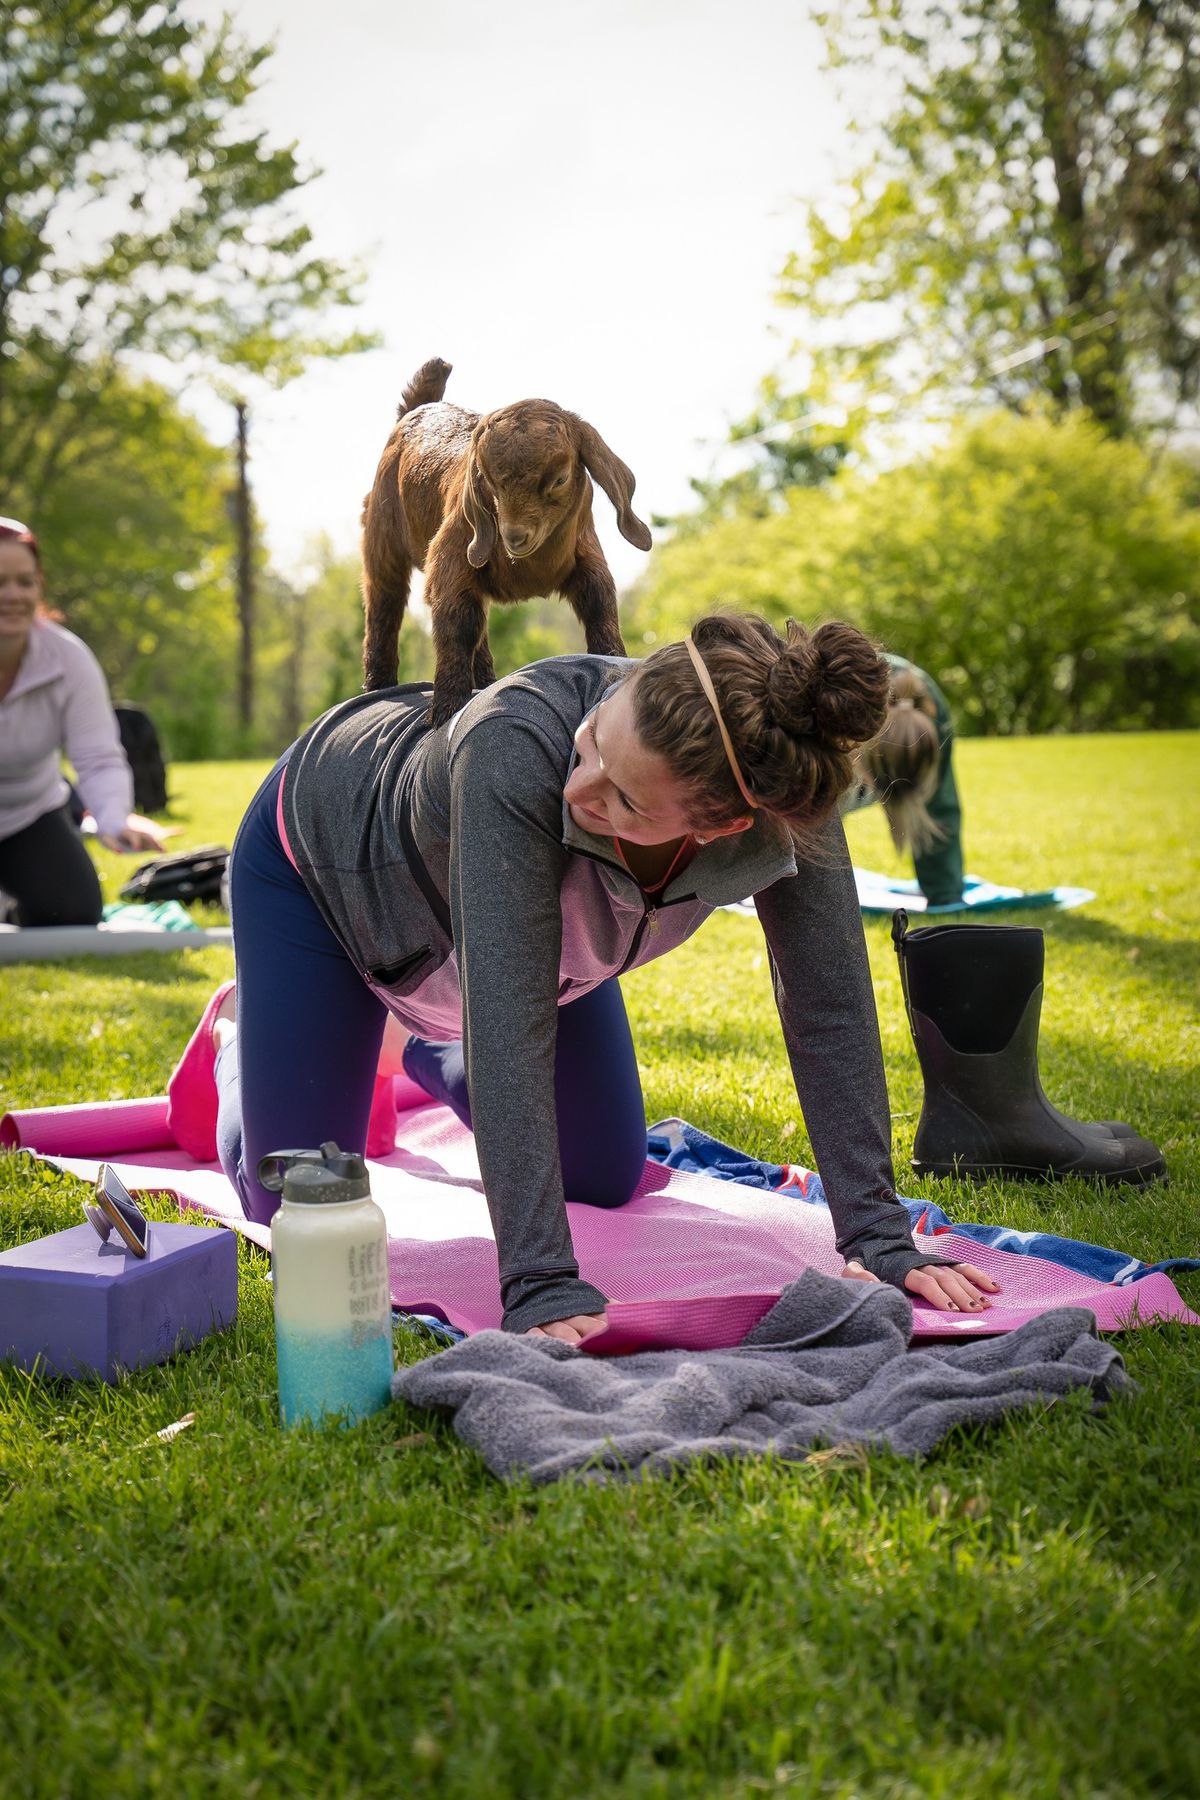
282, 586, 307, 744
1018, 0, 1128, 430
234, 400, 254, 733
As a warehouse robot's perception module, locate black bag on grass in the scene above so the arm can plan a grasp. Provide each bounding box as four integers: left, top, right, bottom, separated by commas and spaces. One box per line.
115, 704, 169, 814
119, 846, 229, 906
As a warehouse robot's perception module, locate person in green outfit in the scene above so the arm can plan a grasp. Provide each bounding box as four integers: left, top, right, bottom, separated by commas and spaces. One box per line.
840, 655, 963, 906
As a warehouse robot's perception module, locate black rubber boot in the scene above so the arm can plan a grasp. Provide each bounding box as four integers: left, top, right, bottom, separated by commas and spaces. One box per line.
891, 910, 1167, 1186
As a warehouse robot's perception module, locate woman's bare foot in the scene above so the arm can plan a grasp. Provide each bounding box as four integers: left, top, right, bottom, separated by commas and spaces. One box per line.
376, 1011, 412, 1078
166, 978, 236, 1163
213, 987, 237, 1053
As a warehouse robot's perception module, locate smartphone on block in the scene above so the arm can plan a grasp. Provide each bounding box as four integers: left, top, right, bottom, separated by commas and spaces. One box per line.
83, 1165, 151, 1258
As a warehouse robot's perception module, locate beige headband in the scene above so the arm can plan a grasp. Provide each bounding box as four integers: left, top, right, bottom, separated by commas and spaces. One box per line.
685, 635, 759, 812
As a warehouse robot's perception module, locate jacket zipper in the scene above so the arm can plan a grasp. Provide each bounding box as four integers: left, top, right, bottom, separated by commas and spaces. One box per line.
614, 889, 703, 975
567, 841, 700, 978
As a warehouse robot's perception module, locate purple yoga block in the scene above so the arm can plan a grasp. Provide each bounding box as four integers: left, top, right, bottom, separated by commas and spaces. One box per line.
0, 1221, 238, 1382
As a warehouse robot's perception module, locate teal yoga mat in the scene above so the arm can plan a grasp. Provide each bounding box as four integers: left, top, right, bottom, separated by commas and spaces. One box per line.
723, 870, 1094, 922
853, 869, 1095, 916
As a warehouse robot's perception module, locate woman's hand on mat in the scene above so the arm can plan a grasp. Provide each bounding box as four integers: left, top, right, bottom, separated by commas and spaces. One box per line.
840, 1260, 882, 1285
99, 813, 174, 854
903, 1262, 1001, 1311
526, 1311, 609, 1346
842, 1259, 1000, 1311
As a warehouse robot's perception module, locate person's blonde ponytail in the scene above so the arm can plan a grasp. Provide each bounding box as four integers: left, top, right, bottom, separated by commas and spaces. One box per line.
857, 667, 945, 855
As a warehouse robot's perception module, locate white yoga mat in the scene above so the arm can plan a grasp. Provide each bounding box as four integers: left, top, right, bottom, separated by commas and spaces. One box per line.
0, 922, 232, 963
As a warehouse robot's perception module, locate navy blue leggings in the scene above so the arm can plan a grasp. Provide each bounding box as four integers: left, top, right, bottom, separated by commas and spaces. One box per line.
217, 762, 647, 1224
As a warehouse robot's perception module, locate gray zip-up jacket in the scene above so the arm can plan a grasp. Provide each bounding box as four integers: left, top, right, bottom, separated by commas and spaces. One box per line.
282, 656, 948, 1332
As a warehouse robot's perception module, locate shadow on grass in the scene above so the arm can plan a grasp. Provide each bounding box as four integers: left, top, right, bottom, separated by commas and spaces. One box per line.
1044, 911, 1200, 1009
1034, 1029, 1199, 1138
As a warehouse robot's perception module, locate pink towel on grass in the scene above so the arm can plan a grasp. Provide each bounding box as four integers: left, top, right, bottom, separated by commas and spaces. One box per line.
3, 1088, 1197, 1352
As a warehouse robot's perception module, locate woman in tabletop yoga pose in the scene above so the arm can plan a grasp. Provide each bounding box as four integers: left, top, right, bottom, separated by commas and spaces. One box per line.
167, 611, 999, 1341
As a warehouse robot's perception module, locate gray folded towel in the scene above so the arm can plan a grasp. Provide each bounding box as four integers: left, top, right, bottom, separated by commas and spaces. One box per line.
391, 1269, 1130, 1484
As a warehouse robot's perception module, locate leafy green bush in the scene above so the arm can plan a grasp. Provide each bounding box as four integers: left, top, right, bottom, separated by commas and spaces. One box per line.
628, 411, 1200, 734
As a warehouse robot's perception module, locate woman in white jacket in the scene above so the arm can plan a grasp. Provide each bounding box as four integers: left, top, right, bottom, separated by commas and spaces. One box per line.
0, 518, 166, 925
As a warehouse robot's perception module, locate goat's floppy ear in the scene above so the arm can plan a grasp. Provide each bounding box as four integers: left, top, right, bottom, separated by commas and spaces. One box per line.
462, 426, 496, 569
572, 418, 653, 551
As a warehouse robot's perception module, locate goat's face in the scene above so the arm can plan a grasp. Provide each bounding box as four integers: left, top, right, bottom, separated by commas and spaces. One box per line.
467, 404, 583, 564
462, 400, 652, 570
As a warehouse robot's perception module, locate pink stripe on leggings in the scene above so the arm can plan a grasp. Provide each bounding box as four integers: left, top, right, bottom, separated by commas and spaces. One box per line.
275, 765, 298, 871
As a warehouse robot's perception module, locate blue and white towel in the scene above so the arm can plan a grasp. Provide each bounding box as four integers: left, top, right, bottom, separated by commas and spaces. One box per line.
647, 1118, 1199, 1288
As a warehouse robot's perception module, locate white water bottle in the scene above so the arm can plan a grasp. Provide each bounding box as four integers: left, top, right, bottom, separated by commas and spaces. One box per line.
259, 1142, 393, 1428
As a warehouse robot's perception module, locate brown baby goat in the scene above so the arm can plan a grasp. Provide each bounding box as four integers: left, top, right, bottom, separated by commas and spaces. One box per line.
361, 358, 652, 723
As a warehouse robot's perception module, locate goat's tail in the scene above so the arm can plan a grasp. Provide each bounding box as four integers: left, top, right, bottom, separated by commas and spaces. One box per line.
397, 357, 452, 419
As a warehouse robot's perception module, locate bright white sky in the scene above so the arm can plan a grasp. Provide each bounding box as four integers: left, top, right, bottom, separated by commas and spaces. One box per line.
190, 0, 847, 590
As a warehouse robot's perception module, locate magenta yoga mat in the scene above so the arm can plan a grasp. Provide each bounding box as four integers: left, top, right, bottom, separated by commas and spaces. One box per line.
0, 1095, 176, 1157
4, 1089, 1197, 1353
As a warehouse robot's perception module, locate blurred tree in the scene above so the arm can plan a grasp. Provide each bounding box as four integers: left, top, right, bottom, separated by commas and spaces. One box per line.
0, 0, 376, 487
627, 411, 1200, 733
27, 364, 238, 759
485, 595, 586, 677
776, 0, 1200, 440
660, 378, 852, 536
254, 538, 435, 758
0, 0, 378, 729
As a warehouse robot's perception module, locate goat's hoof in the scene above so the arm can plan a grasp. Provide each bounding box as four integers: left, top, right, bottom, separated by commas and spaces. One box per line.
428, 695, 467, 728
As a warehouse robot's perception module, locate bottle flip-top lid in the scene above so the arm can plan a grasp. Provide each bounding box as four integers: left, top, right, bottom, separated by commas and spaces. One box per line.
257, 1141, 372, 1204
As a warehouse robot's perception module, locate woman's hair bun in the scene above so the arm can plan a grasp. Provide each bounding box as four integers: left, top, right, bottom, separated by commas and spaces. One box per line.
767, 619, 889, 748
634, 608, 891, 838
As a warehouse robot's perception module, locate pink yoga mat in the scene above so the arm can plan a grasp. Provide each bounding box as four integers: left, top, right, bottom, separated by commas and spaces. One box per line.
0, 1096, 176, 1156
4, 1090, 1196, 1352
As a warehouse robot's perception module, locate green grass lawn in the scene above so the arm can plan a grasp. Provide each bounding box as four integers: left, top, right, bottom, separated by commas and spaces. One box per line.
1, 734, 1198, 1799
